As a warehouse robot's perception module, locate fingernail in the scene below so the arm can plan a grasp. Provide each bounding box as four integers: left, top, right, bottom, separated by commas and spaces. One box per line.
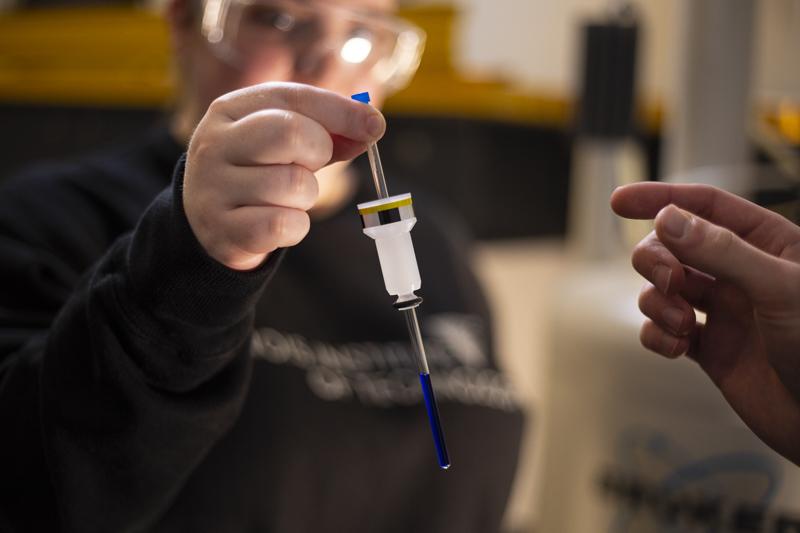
663, 206, 690, 239
652, 264, 672, 294
367, 114, 384, 138
661, 331, 681, 356
662, 307, 685, 333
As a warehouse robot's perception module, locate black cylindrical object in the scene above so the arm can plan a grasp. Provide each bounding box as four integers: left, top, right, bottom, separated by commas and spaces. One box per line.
576, 12, 639, 138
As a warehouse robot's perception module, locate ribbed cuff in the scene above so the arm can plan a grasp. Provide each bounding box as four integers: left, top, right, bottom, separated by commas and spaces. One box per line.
126, 154, 285, 329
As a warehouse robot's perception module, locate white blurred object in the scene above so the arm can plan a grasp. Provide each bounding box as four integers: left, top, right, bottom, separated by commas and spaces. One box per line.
537, 261, 800, 532
754, 0, 800, 104
473, 239, 567, 532
667, 165, 756, 197
568, 139, 647, 261
663, 164, 793, 199
662, 0, 755, 182
362, 218, 421, 299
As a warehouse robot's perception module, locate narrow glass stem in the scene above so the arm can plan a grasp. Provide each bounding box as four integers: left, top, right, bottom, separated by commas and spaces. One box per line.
404, 308, 429, 374
367, 143, 389, 199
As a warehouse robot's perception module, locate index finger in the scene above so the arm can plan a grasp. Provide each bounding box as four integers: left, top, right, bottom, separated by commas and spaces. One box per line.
611, 182, 800, 255
211, 82, 385, 143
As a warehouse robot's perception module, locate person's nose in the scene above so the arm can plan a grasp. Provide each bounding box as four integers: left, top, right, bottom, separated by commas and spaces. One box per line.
292, 44, 340, 86
295, 35, 356, 91
290, 18, 348, 88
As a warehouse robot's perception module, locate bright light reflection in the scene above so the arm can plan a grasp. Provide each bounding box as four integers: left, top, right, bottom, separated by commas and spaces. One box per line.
340, 37, 372, 64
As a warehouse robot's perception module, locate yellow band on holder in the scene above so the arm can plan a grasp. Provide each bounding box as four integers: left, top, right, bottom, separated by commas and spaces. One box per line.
358, 197, 413, 215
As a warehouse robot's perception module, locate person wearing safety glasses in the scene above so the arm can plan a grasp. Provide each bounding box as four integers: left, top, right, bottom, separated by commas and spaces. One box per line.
0, 0, 524, 531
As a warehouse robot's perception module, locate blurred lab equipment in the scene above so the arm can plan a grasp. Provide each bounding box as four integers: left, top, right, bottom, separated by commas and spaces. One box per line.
537, 2, 800, 532
566, 4, 643, 261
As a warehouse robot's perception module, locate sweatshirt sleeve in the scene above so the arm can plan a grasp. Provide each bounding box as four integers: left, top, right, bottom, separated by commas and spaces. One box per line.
0, 155, 284, 532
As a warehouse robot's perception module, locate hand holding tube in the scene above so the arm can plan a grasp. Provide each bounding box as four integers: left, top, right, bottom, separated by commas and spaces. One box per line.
183, 82, 385, 271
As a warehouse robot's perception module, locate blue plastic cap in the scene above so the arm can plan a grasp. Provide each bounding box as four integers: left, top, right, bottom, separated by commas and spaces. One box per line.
351, 91, 371, 104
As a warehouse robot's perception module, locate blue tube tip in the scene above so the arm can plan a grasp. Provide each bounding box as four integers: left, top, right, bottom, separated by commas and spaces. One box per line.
419, 373, 450, 469
351, 91, 371, 104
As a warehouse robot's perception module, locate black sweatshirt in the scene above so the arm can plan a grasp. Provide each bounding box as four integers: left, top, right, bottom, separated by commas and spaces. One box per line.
0, 127, 524, 533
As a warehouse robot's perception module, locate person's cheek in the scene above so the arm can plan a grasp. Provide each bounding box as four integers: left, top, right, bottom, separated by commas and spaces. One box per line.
190, 42, 248, 104
241, 47, 295, 87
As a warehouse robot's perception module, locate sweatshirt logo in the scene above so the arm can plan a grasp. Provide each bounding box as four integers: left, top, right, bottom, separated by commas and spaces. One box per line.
250, 313, 518, 411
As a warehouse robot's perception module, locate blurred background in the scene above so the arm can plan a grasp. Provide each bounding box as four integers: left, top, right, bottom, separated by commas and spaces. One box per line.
1, 0, 799, 531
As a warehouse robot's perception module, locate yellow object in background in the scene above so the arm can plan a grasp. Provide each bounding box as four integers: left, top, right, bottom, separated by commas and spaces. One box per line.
776, 100, 800, 145
0, 4, 572, 127
0, 3, 797, 147
0, 6, 172, 107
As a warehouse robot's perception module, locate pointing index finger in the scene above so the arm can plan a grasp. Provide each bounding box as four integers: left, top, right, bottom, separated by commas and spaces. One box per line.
611, 182, 800, 256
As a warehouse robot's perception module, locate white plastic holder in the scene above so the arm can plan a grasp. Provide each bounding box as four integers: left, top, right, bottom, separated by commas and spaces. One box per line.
358, 193, 422, 307
363, 219, 421, 302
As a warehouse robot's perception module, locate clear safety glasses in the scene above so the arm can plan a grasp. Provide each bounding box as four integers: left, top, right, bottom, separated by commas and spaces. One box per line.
201, 0, 426, 93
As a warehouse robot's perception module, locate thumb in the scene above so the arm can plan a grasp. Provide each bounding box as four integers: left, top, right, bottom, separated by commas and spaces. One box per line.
329, 133, 368, 163
654, 204, 794, 306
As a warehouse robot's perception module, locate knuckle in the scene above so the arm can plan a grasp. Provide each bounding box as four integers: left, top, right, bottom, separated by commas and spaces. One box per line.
230, 222, 260, 253
188, 123, 226, 163
695, 184, 718, 197
272, 90, 289, 111
708, 225, 735, 256
631, 232, 659, 265
287, 164, 307, 197
188, 138, 215, 163
267, 210, 288, 241
637, 284, 654, 312
315, 133, 334, 167
640, 322, 677, 358
287, 82, 301, 111
287, 211, 311, 245
281, 111, 301, 154
639, 322, 656, 351
631, 243, 648, 271
207, 94, 230, 116
632, 247, 659, 278
287, 166, 318, 208
206, 98, 222, 116
273, 82, 299, 110
345, 104, 364, 137
305, 169, 319, 203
